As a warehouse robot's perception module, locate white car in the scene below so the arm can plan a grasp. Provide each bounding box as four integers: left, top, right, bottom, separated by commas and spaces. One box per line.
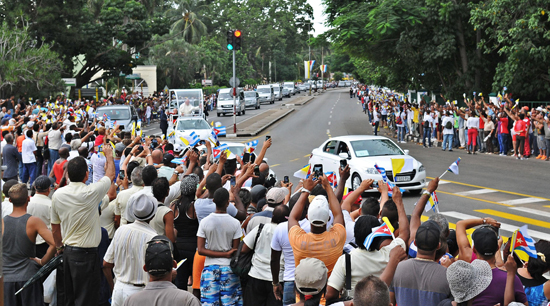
167, 117, 212, 146
309, 135, 426, 194
218, 142, 277, 181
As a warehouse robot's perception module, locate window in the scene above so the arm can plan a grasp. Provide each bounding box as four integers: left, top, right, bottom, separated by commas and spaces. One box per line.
323, 140, 338, 155
176, 119, 211, 131
350, 139, 403, 157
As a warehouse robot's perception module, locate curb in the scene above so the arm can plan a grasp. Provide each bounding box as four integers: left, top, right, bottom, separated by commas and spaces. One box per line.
232, 109, 295, 137
282, 96, 315, 106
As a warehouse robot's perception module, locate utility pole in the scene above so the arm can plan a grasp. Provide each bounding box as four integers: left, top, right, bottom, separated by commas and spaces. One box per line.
321, 46, 324, 91
308, 23, 312, 97
232, 49, 236, 133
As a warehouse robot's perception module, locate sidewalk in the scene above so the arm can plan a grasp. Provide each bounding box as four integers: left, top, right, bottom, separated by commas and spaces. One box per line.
226, 108, 295, 137
282, 95, 315, 106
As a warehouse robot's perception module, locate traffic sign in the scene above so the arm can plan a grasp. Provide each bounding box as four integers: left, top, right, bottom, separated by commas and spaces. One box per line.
229, 77, 240, 88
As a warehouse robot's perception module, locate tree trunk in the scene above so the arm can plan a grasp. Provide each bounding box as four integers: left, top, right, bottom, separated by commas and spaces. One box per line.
454, 16, 471, 89
474, 29, 482, 90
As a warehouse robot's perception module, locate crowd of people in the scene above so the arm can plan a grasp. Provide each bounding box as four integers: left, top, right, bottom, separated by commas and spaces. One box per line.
0, 90, 549, 306
358, 88, 550, 160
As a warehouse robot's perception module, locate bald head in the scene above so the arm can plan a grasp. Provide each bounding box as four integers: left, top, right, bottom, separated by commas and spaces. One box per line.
259, 163, 269, 176
78, 146, 89, 157
152, 149, 163, 164
59, 147, 70, 159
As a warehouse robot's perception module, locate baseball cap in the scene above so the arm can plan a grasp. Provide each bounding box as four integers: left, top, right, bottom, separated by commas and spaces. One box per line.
415, 220, 441, 251
163, 153, 175, 165
173, 144, 183, 153
266, 187, 288, 205
446, 259, 492, 303
250, 185, 267, 203
295, 258, 328, 296
307, 195, 330, 226
145, 235, 174, 276
115, 142, 126, 153
472, 226, 499, 257
536, 107, 543, 112
133, 194, 157, 221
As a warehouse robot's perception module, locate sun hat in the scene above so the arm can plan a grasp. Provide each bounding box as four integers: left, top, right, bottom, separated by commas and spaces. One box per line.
295, 258, 328, 296
266, 187, 288, 205
133, 194, 157, 221
307, 195, 330, 226
446, 259, 492, 303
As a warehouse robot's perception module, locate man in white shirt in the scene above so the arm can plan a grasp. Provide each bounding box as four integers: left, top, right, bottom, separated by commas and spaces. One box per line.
373, 107, 380, 136
104, 193, 158, 306
47, 122, 65, 174
21, 129, 38, 185
114, 166, 144, 226
179, 99, 199, 116
91, 149, 106, 183
28, 175, 53, 258
441, 111, 455, 152
422, 112, 434, 148
51, 144, 116, 306
146, 104, 152, 125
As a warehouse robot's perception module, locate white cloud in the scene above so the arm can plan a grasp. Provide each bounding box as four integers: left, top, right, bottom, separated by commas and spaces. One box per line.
307, 0, 330, 35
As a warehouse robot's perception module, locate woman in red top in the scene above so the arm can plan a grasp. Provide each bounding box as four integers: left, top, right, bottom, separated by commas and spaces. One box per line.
514, 113, 527, 160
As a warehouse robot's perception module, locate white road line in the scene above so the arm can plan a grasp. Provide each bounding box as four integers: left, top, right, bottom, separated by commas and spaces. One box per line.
328, 122, 331, 125
440, 211, 550, 241
455, 189, 498, 196
509, 207, 550, 219
500, 198, 548, 205
329, 115, 332, 119
327, 129, 330, 134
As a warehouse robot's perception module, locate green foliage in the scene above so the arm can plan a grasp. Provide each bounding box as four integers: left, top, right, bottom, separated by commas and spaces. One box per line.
0, 23, 64, 97
333, 72, 344, 81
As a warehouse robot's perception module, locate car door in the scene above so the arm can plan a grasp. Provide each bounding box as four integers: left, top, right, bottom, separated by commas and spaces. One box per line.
311, 140, 339, 175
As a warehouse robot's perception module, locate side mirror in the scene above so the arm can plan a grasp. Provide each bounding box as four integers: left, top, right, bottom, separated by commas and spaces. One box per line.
404, 149, 410, 155
339, 152, 350, 159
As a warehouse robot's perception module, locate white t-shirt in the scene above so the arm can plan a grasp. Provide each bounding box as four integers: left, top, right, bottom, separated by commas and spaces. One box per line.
21, 138, 37, 163
423, 114, 434, 127
244, 223, 280, 282
270, 220, 311, 281
380, 103, 388, 115
90, 153, 106, 183
373, 110, 380, 122
467, 117, 480, 129
442, 116, 454, 135
396, 112, 406, 127
197, 213, 242, 266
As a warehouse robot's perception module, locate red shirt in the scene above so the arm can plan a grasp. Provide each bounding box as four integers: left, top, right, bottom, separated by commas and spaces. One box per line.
499, 118, 509, 134
94, 134, 105, 146
515, 120, 526, 137
52, 159, 67, 185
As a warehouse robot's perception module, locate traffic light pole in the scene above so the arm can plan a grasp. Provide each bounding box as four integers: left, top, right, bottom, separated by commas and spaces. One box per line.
232, 49, 237, 133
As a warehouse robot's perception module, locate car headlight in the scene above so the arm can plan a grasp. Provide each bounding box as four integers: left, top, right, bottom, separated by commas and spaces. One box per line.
366, 167, 378, 174
418, 164, 425, 172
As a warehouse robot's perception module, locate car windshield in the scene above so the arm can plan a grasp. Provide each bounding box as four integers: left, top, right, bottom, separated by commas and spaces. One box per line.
257, 88, 270, 93
226, 145, 245, 157
350, 139, 403, 157
169, 90, 202, 108
218, 93, 232, 100
244, 92, 256, 97
284, 84, 293, 88
96, 109, 130, 120
176, 119, 211, 131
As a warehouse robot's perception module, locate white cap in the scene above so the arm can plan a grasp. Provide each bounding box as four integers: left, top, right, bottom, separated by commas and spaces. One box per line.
307, 195, 330, 226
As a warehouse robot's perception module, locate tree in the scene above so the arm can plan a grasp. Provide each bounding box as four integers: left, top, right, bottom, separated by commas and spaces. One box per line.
471, 0, 550, 99
165, 0, 209, 44
0, 23, 63, 97
333, 72, 344, 81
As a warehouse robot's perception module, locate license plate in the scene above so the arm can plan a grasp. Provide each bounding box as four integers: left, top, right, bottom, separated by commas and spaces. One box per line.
395, 176, 411, 182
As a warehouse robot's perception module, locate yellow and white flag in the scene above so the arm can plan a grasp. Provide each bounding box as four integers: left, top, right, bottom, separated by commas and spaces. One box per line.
391, 158, 414, 175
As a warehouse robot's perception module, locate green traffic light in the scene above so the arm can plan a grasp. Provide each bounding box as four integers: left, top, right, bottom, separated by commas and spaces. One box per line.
227, 44, 234, 50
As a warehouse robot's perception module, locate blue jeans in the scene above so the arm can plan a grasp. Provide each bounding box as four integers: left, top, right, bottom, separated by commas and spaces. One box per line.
48, 149, 59, 174
18, 153, 23, 181
283, 281, 296, 305
398, 126, 405, 142
442, 134, 453, 150
22, 162, 37, 185
373, 121, 379, 136
499, 134, 508, 154
423, 127, 432, 146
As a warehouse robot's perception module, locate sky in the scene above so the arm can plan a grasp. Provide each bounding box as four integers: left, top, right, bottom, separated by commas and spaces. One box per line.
307, 0, 330, 35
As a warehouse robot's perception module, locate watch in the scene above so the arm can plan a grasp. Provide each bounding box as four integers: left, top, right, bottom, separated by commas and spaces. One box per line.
302, 188, 311, 194
422, 190, 431, 196
174, 170, 180, 175
272, 281, 280, 286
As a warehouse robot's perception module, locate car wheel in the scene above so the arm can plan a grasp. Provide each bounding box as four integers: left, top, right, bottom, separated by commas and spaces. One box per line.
352, 173, 362, 191
217, 113, 221, 117
409, 189, 422, 195
243, 109, 246, 115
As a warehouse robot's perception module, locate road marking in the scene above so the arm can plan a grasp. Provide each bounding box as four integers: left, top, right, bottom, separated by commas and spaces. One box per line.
475, 209, 550, 229
328, 122, 331, 125
271, 164, 280, 167
330, 111, 333, 114
438, 211, 550, 241
545, 206, 550, 208
436, 190, 512, 207
290, 158, 300, 162
327, 129, 330, 134
432, 178, 550, 201
304, 154, 310, 157
499, 198, 547, 205
509, 207, 550, 219
329, 115, 332, 119
455, 189, 497, 196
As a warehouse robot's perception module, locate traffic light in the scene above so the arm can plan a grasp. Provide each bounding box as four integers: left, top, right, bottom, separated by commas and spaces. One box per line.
226, 30, 234, 50
234, 30, 242, 50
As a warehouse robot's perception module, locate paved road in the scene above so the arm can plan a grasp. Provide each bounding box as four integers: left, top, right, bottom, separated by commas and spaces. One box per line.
146, 88, 550, 242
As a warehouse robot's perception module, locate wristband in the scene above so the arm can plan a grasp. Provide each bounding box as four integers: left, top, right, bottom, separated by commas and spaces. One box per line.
302, 188, 311, 194
272, 282, 280, 286
422, 190, 431, 196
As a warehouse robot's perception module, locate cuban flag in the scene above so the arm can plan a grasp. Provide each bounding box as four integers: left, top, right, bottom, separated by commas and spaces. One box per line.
245, 140, 258, 153
213, 126, 226, 136
213, 144, 229, 159
447, 157, 461, 175
425, 191, 439, 213
374, 164, 406, 197
364, 217, 394, 250
208, 130, 220, 147
326, 172, 338, 188
510, 225, 537, 262
172, 157, 188, 165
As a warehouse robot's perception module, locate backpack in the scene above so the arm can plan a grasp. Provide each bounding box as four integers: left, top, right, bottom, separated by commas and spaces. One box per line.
445, 120, 453, 129
423, 120, 430, 128
396, 113, 403, 125
230, 223, 264, 279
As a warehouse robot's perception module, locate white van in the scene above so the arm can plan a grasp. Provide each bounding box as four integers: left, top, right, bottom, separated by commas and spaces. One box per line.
283, 82, 296, 95
256, 85, 275, 104
217, 88, 246, 116
271, 84, 283, 101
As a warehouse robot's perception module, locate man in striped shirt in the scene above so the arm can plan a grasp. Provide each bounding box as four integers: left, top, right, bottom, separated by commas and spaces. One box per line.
103, 193, 158, 306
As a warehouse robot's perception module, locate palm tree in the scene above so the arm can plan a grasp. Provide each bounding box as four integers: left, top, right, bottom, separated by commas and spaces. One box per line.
165, 0, 209, 44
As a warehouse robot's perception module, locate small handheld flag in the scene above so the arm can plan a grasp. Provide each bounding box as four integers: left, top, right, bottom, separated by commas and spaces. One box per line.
374, 164, 406, 197
439, 157, 461, 179
293, 164, 311, 180
245, 140, 259, 153
325, 172, 338, 188
391, 158, 413, 176
212, 144, 229, 159
363, 217, 395, 250
425, 191, 439, 213
213, 126, 226, 136
510, 225, 537, 263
